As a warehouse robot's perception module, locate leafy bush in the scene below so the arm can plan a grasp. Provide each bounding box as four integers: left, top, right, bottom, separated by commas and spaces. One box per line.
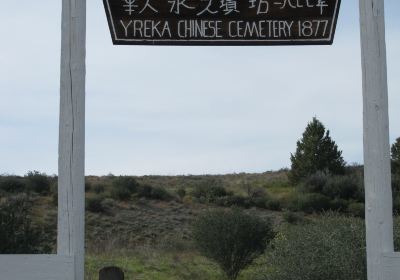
393, 194, 400, 215
0, 176, 25, 193
329, 198, 349, 212
85, 181, 92, 192
292, 193, 331, 213
86, 196, 106, 213
136, 185, 172, 201
322, 174, 361, 200
393, 174, 400, 194
214, 195, 251, 208
256, 214, 367, 280
247, 186, 267, 199
110, 176, 138, 201
265, 199, 282, 211
348, 202, 365, 218
176, 188, 186, 199
26, 171, 51, 195
300, 172, 364, 202
111, 187, 131, 201
392, 137, 400, 175
0, 195, 50, 254
192, 209, 275, 280
192, 184, 230, 203
93, 184, 106, 194
149, 186, 172, 200
300, 171, 328, 193
282, 211, 304, 225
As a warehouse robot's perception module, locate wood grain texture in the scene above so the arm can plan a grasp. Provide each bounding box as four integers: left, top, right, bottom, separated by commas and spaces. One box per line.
359, 0, 396, 279
58, 0, 86, 280
0, 255, 74, 280
382, 253, 400, 280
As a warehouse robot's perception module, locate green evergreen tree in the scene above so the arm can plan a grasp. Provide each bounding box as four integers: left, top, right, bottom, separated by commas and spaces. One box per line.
290, 117, 345, 183
392, 138, 400, 175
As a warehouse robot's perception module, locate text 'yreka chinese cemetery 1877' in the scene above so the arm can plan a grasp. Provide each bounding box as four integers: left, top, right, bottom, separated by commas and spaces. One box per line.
104, 0, 341, 45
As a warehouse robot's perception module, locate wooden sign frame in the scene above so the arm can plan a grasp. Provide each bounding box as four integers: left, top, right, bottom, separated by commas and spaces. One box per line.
102, 0, 342, 46
0, 0, 399, 279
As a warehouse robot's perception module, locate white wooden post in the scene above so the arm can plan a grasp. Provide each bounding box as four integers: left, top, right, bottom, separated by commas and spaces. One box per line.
359, 0, 400, 279
58, 0, 86, 280
0, 1, 86, 279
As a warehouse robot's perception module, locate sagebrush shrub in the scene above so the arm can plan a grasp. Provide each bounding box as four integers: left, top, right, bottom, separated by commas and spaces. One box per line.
322, 174, 361, 200
192, 184, 229, 203
255, 214, 367, 280
111, 176, 138, 200
282, 211, 304, 225
300, 171, 328, 193
193, 209, 275, 280
25, 171, 51, 194
0, 176, 25, 193
296, 193, 331, 213
86, 196, 106, 213
93, 183, 106, 194
347, 202, 365, 218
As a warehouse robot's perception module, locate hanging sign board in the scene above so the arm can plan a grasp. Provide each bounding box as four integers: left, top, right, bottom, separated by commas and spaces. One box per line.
103, 0, 341, 45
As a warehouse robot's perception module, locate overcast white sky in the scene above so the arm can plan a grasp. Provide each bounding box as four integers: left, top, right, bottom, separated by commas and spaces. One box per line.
0, 1, 399, 176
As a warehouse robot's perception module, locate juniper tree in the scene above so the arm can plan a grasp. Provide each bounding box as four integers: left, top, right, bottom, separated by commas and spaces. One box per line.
290, 117, 345, 184
392, 138, 400, 175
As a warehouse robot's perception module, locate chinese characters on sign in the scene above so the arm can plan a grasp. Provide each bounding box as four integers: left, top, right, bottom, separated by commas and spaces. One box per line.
103, 0, 341, 45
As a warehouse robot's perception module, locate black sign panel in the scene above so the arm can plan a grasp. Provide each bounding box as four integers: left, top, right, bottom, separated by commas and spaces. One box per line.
103, 0, 341, 45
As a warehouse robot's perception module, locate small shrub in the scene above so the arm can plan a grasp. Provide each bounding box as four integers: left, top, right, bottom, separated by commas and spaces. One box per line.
0, 177, 25, 193
86, 196, 105, 213
300, 171, 329, 193
247, 186, 267, 199
149, 187, 172, 201
110, 176, 138, 201
182, 195, 193, 204
111, 187, 131, 201
393, 174, 400, 193
193, 209, 275, 280
137, 184, 153, 198
215, 195, 250, 208
25, 171, 51, 195
51, 184, 58, 206
347, 202, 365, 218
192, 184, 230, 203
0, 195, 50, 253
176, 188, 186, 199
392, 138, 400, 175
330, 198, 350, 212
265, 199, 282, 211
101, 198, 116, 210
296, 193, 331, 213
85, 182, 92, 192
394, 194, 400, 215
256, 214, 366, 280
322, 174, 361, 200
282, 211, 303, 225
136, 185, 172, 201
93, 184, 106, 194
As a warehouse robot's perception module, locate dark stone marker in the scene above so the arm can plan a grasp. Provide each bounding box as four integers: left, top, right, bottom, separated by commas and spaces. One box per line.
99, 266, 124, 280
